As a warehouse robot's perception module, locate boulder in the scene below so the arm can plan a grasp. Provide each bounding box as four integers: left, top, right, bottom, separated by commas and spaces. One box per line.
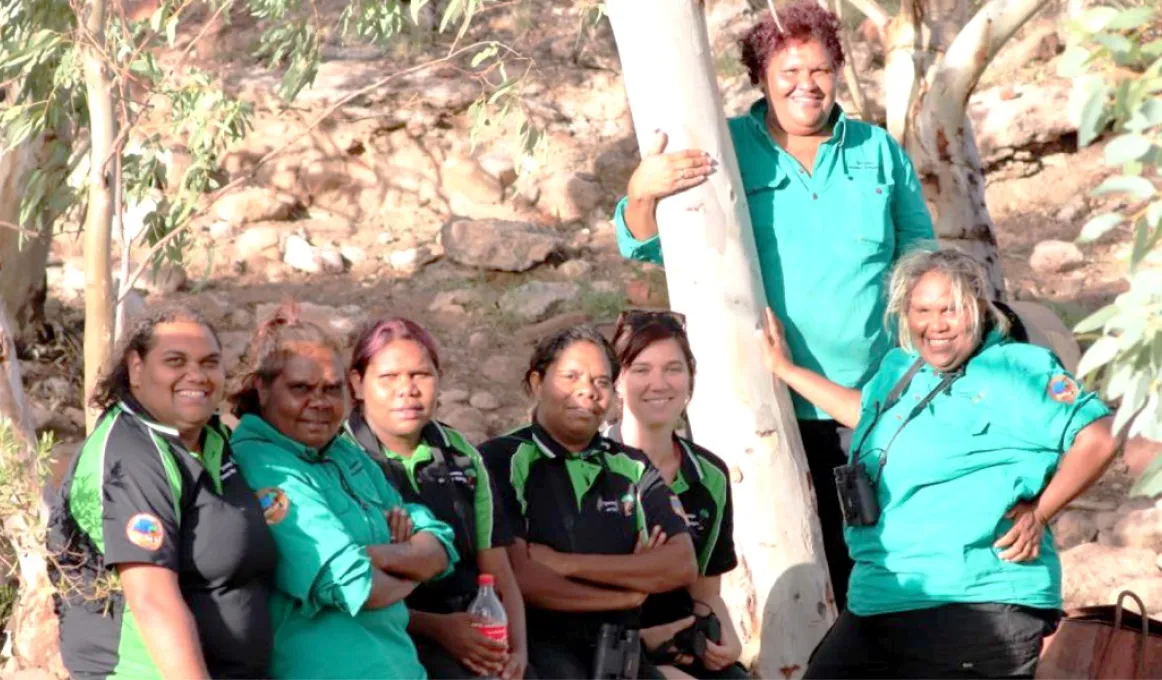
469, 391, 501, 411
233, 224, 284, 261
440, 388, 471, 405
558, 259, 594, 279
1053, 509, 1098, 550
211, 187, 298, 225
1060, 543, 1161, 609
516, 311, 592, 344
1029, 240, 1085, 274
539, 172, 605, 223
255, 302, 367, 341
969, 80, 1075, 167
442, 219, 566, 272
1109, 503, 1162, 552
482, 354, 527, 385
499, 281, 580, 322
441, 155, 503, 206
1006, 300, 1083, 374
140, 261, 188, 295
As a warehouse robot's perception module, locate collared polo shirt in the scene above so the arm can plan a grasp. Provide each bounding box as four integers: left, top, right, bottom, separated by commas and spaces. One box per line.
845, 331, 1111, 616
615, 100, 934, 419
343, 409, 513, 613
51, 400, 276, 679
479, 421, 689, 637
230, 414, 459, 680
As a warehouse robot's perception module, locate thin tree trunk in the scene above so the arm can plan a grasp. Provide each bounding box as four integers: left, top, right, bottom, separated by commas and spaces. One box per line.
0, 298, 64, 677
0, 138, 53, 345
81, 0, 116, 432
606, 2, 835, 677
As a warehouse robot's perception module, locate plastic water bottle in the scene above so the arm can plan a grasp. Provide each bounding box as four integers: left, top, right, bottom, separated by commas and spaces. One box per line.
468, 573, 508, 649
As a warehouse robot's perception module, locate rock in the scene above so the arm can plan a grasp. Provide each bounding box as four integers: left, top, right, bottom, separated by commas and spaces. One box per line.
970, 80, 1075, 167
997, 19, 1061, 71
428, 290, 480, 314
29, 400, 53, 431
234, 224, 283, 261
441, 156, 503, 206
469, 391, 501, 411
208, 220, 237, 240
47, 259, 87, 299
211, 187, 298, 225
592, 280, 619, 294
318, 248, 346, 274
540, 172, 605, 223
468, 331, 489, 349
1110, 504, 1162, 551
478, 153, 518, 189
516, 311, 592, 344
558, 259, 594, 279
226, 307, 253, 329
482, 354, 527, 385
499, 281, 580, 322
1029, 240, 1085, 274
1006, 300, 1083, 374
140, 262, 188, 295
255, 302, 367, 341
1060, 543, 1162, 609
626, 278, 667, 307
283, 235, 325, 274
340, 245, 368, 264
1109, 578, 1162, 616
1126, 436, 1162, 479
1056, 196, 1088, 223
438, 405, 489, 434
442, 219, 566, 272
1053, 509, 1098, 550
440, 388, 471, 405
41, 376, 74, 403
387, 245, 440, 273
219, 330, 252, 370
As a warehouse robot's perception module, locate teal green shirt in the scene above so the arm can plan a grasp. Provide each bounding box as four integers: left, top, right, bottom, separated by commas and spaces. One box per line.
845, 331, 1110, 616
615, 100, 934, 418
230, 414, 460, 679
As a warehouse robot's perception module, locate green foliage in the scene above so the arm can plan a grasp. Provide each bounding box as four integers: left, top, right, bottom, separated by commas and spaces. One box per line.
1059, 5, 1162, 462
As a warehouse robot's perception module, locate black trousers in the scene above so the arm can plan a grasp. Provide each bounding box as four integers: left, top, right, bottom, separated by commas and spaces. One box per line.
669, 660, 750, 679
529, 636, 662, 680
797, 419, 855, 612
803, 604, 1060, 679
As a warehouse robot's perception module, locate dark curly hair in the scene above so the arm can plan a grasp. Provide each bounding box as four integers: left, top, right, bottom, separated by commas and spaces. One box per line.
227, 302, 345, 417
523, 324, 620, 396
89, 304, 220, 412
739, 0, 845, 86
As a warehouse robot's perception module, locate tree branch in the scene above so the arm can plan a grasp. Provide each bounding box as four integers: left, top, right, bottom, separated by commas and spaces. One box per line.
834, 0, 868, 120
844, 0, 891, 30
934, 0, 1051, 112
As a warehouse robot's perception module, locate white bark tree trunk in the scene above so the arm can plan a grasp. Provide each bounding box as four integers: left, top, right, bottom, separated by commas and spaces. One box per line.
0, 297, 64, 677
606, 2, 836, 677
865, 0, 1052, 298
0, 137, 53, 344
81, 0, 116, 432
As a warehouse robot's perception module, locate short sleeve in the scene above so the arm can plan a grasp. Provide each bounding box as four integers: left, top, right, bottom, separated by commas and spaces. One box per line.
887, 135, 935, 259
478, 438, 526, 541
238, 461, 373, 618
614, 196, 664, 264
472, 454, 514, 550
401, 501, 460, 581
100, 443, 182, 571
998, 350, 1111, 452
703, 477, 738, 577
638, 463, 689, 540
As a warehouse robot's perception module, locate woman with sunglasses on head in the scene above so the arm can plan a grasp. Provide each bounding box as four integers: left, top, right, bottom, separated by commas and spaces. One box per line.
51, 304, 275, 679
608, 310, 747, 679
227, 304, 460, 679
343, 317, 530, 680
479, 324, 699, 679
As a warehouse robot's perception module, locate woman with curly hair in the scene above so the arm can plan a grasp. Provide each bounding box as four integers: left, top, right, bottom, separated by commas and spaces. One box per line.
51, 304, 276, 679
613, 0, 934, 607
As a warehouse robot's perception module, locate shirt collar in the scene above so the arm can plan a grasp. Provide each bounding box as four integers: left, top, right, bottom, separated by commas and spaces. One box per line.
236, 412, 339, 462
529, 417, 609, 460
747, 97, 848, 148
674, 436, 705, 484
345, 407, 450, 460
117, 397, 226, 448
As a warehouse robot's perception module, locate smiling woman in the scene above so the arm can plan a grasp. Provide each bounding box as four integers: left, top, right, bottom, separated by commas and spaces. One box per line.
226, 304, 461, 679
50, 304, 276, 680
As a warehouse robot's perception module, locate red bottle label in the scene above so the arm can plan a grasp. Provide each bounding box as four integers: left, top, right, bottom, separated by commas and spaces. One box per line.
472, 622, 508, 644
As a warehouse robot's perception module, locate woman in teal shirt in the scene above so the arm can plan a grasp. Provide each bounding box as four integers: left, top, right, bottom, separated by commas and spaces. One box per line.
761, 248, 1117, 678
614, 1, 934, 607
228, 304, 459, 679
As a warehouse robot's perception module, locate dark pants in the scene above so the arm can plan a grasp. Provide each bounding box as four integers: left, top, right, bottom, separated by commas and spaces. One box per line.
798, 419, 855, 612
414, 636, 539, 679
803, 604, 1060, 679
670, 661, 750, 679
530, 636, 662, 680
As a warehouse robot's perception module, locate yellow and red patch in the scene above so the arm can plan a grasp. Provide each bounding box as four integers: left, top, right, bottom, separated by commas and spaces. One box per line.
1047, 375, 1079, 404
125, 513, 164, 551
256, 488, 290, 525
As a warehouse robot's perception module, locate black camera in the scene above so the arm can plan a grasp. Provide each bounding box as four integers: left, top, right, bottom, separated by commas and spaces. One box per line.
593, 624, 641, 680
833, 463, 880, 527
673, 611, 722, 658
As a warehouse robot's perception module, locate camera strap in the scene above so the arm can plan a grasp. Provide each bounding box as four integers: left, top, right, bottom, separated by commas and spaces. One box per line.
852, 357, 964, 484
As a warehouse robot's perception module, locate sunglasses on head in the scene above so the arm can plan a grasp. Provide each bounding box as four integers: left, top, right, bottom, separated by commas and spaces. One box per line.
614, 308, 687, 333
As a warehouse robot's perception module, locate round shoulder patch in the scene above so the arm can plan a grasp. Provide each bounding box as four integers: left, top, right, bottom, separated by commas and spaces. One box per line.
125, 513, 164, 552
1047, 374, 1079, 404
256, 488, 290, 525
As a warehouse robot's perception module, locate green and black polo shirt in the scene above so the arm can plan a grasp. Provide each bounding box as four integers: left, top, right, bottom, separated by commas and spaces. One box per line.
478, 421, 689, 638
50, 399, 276, 679
343, 409, 512, 613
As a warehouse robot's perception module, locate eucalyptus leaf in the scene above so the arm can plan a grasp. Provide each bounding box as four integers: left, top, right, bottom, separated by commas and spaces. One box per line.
1074, 304, 1118, 334
1092, 174, 1155, 199
1077, 212, 1124, 243
1104, 134, 1153, 165
1077, 336, 1120, 378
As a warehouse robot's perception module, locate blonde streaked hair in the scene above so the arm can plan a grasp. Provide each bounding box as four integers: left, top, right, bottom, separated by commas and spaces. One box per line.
885, 247, 1010, 353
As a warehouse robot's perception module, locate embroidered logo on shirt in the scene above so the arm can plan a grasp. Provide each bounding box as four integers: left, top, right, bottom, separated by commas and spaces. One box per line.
1047, 375, 1079, 404
620, 493, 636, 517
256, 488, 290, 525
126, 513, 164, 551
